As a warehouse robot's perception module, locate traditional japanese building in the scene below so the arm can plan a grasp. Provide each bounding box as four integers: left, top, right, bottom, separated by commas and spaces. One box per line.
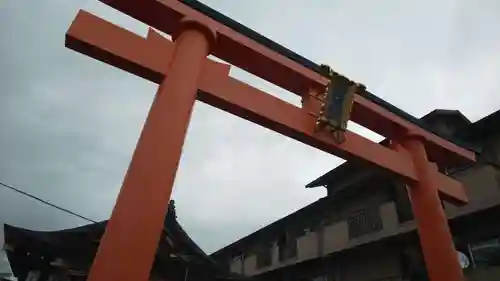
210, 109, 500, 281
3, 201, 247, 281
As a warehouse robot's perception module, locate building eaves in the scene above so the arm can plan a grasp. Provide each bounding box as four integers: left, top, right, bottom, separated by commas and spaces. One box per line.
456, 109, 500, 142
305, 139, 390, 188
210, 196, 332, 259
305, 109, 477, 189
421, 109, 471, 124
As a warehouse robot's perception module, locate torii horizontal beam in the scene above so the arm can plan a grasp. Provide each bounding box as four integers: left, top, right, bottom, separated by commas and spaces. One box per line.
99, 0, 475, 168
66, 10, 466, 204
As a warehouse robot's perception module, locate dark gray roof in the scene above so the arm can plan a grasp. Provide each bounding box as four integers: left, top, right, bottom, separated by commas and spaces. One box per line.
3, 201, 209, 263
456, 109, 500, 141
421, 109, 471, 125
3, 201, 251, 281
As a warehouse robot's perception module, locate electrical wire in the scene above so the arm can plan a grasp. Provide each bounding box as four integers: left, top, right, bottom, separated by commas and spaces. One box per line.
0, 180, 97, 223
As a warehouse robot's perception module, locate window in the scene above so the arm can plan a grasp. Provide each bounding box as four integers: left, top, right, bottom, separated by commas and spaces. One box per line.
347, 208, 382, 239
469, 237, 500, 267
255, 246, 272, 268
389, 183, 413, 223
308, 271, 338, 281
278, 232, 297, 261
311, 275, 330, 281
25, 271, 41, 281
234, 255, 245, 274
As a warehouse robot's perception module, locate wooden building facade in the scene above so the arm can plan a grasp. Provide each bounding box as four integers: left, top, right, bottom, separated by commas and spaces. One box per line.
210, 109, 500, 281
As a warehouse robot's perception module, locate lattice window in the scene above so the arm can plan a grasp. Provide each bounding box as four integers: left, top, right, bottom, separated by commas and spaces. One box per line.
255, 246, 272, 268
347, 208, 383, 239
278, 232, 297, 261
389, 182, 414, 223
469, 237, 500, 267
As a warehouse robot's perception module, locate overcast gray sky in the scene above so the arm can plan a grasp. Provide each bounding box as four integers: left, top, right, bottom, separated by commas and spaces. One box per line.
1, 0, 500, 255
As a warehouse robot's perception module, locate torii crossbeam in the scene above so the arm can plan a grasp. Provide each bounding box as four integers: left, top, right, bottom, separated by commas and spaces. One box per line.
65, 1, 476, 281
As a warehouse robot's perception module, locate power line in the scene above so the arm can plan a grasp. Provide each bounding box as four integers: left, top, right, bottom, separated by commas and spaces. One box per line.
0, 180, 97, 223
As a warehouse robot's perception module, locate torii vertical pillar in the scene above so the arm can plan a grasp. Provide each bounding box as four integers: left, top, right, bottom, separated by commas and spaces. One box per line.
86, 20, 215, 281
401, 136, 464, 281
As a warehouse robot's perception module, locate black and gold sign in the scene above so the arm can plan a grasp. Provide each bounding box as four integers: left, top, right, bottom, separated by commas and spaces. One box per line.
317, 65, 366, 144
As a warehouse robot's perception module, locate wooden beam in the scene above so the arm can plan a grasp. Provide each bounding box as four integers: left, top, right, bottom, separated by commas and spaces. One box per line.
98, 0, 476, 166
65, 10, 467, 204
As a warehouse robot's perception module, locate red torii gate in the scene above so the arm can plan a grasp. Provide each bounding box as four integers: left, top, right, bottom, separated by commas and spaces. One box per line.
65, 1, 476, 281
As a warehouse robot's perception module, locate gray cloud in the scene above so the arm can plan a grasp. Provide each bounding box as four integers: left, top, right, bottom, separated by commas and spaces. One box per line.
1, 0, 500, 255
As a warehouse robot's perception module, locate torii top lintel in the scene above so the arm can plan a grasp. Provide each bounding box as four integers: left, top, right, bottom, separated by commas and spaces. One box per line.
98, 0, 475, 166
66, 2, 474, 204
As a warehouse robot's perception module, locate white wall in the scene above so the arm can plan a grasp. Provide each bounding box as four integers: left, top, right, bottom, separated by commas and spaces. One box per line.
0, 226, 15, 280
0, 249, 15, 279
